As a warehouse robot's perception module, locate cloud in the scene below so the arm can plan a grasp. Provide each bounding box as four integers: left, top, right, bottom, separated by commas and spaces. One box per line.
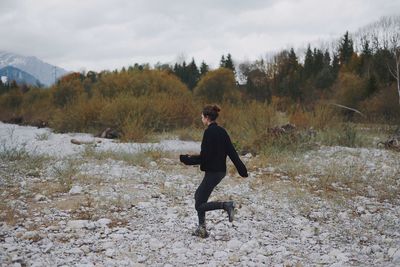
0, 0, 399, 71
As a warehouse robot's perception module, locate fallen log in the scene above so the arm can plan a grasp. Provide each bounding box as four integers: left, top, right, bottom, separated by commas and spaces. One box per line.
377, 137, 400, 151
70, 139, 102, 145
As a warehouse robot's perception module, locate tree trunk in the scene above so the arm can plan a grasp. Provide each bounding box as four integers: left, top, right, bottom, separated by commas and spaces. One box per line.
397, 52, 400, 105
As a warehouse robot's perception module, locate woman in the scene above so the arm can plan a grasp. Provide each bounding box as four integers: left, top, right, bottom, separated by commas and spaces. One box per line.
180, 105, 248, 238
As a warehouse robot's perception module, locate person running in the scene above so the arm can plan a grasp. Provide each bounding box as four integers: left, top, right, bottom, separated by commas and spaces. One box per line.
180, 104, 248, 238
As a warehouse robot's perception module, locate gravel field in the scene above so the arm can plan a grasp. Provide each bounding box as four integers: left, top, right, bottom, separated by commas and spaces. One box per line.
1, 122, 399, 266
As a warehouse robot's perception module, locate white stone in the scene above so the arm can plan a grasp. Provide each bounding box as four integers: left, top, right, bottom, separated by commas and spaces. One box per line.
5, 237, 14, 243
301, 227, 314, 239
149, 238, 164, 250
388, 247, 398, 257
85, 222, 96, 230
371, 245, 381, 253
338, 211, 348, 220
6, 245, 18, 252
244, 153, 252, 158
256, 254, 267, 263
329, 249, 348, 262
102, 241, 114, 250
227, 239, 242, 250
361, 246, 373, 255
105, 248, 115, 257
66, 248, 83, 255
34, 194, 47, 201
214, 251, 228, 259
393, 249, 400, 263
22, 231, 40, 241
96, 218, 112, 227
67, 220, 88, 229
320, 254, 333, 264
137, 255, 147, 263
150, 161, 157, 167
69, 185, 83, 195
240, 240, 259, 254
43, 242, 53, 253
76, 264, 95, 267
80, 245, 90, 254
265, 167, 275, 173
356, 206, 366, 214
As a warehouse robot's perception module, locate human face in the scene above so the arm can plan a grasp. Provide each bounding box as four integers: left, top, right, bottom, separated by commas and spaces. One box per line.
201, 114, 210, 126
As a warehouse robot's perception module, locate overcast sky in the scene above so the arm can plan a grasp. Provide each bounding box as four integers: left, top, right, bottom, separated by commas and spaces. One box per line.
1, 0, 399, 71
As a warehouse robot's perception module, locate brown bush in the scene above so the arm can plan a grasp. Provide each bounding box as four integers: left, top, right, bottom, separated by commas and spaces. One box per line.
219, 101, 280, 153
0, 88, 23, 121
360, 85, 400, 123
50, 95, 106, 133
93, 70, 188, 98
194, 68, 240, 103
20, 88, 53, 125
332, 73, 364, 109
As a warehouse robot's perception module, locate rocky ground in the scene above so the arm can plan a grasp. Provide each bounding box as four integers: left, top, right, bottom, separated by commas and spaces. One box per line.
0, 122, 400, 266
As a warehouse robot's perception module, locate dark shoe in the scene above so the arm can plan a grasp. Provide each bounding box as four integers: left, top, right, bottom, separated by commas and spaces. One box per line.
224, 201, 235, 222
192, 224, 209, 238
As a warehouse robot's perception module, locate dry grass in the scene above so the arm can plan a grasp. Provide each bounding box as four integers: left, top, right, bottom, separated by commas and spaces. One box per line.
252, 148, 400, 206
50, 159, 80, 193
82, 144, 170, 167
0, 201, 19, 226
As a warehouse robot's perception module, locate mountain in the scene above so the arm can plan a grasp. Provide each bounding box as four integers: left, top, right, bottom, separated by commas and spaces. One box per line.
0, 66, 42, 86
0, 51, 68, 86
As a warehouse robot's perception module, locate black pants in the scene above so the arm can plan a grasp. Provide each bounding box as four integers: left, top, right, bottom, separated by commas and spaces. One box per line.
194, 172, 226, 225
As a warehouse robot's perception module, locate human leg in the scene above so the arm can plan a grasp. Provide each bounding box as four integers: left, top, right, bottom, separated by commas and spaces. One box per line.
192, 172, 226, 237
194, 172, 226, 220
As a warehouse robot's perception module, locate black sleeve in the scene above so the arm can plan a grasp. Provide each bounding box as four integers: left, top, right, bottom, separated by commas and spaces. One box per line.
199, 129, 211, 166
179, 154, 201, 165
226, 132, 248, 177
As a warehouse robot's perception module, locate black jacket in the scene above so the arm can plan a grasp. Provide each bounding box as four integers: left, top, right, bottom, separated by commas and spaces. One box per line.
180, 123, 248, 177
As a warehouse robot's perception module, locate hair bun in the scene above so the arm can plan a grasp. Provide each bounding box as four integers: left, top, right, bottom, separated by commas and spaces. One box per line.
212, 105, 221, 113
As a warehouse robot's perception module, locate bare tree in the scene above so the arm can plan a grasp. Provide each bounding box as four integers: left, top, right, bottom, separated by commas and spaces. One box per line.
355, 15, 400, 104
388, 33, 400, 104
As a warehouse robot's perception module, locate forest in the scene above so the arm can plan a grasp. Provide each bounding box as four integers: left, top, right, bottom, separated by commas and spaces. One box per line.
0, 16, 399, 154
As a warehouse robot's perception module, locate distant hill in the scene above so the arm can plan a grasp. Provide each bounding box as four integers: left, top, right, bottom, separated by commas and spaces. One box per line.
0, 66, 42, 86
0, 51, 68, 86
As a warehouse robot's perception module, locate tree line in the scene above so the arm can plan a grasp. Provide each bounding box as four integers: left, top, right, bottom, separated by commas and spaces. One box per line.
1, 16, 399, 129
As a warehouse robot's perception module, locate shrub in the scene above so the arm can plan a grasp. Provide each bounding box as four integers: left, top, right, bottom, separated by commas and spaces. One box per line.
20, 88, 53, 124
94, 70, 188, 98
194, 68, 240, 103
332, 73, 364, 111
359, 84, 400, 123
219, 101, 280, 153
98, 92, 198, 140
50, 95, 106, 133
121, 117, 147, 142
51, 79, 86, 108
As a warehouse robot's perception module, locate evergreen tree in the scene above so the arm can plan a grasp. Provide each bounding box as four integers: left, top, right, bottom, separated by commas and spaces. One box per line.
0, 79, 5, 95
172, 59, 201, 90
220, 55, 226, 68
303, 45, 314, 79
332, 53, 340, 76
187, 58, 200, 90
288, 48, 299, 70
220, 53, 235, 73
313, 48, 324, 73
358, 38, 373, 77
338, 31, 354, 66
200, 61, 209, 77
364, 74, 378, 97
273, 49, 302, 100
245, 69, 271, 102
323, 50, 331, 67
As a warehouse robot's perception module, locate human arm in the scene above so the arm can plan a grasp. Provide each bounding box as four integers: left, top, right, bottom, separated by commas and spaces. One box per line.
226, 133, 248, 177
179, 154, 201, 165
